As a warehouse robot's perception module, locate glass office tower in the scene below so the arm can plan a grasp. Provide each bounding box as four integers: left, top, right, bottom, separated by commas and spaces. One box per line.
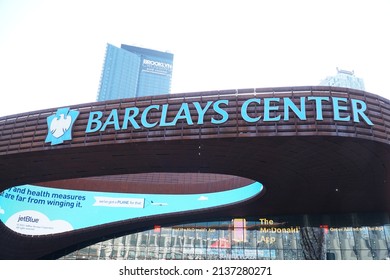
319, 68, 365, 91
97, 44, 174, 101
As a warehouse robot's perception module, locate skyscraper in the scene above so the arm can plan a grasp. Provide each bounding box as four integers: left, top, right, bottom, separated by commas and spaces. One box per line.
319, 68, 365, 91
97, 44, 174, 101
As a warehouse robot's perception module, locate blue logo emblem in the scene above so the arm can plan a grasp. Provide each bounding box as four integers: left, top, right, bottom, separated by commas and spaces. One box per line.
45, 108, 79, 146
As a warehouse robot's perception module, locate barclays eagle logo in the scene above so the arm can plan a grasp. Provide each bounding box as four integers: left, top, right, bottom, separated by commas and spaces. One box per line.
45, 107, 79, 146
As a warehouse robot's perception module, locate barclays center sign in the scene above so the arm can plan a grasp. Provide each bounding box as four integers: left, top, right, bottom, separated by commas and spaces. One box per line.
45, 96, 374, 146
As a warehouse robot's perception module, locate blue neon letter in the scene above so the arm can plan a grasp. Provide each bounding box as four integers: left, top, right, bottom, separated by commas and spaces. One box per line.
122, 107, 141, 129
193, 101, 213, 125
101, 109, 120, 131
351, 99, 374, 126
283, 97, 306, 121
241, 98, 261, 123
264, 98, 281, 121
211, 100, 229, 124
332, 97, 350, 122
141, 105, 159, 128
85, 111, 103, 133
308, 96, 330, 120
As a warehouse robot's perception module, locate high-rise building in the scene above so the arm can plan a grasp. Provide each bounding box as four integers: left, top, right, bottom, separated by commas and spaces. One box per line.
319, 68, 365, 91
97, 44, 174, 101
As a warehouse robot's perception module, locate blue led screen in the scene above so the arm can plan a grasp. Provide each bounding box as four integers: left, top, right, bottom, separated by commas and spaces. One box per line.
0, 182, 262, 236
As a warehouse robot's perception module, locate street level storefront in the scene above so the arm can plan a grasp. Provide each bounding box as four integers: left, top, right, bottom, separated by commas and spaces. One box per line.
61, 214, 390, 260
1, 86, 390, 259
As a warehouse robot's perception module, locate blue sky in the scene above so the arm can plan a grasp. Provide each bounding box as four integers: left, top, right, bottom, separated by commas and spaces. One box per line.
1, 0, 389, 117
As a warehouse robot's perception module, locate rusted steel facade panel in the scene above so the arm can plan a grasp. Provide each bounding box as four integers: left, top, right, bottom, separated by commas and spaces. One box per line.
0, 86, 389, 259
0, 86, 387, 157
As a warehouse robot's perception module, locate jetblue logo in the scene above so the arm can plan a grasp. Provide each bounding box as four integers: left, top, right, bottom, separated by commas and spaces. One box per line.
45, 108, 79, 146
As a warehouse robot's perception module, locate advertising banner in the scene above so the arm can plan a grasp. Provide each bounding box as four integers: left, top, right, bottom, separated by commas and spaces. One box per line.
0, 182, 262, 236
141, 58, 173, 76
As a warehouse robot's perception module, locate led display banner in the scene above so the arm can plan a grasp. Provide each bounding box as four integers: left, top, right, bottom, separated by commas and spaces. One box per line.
0, 182, 262, 236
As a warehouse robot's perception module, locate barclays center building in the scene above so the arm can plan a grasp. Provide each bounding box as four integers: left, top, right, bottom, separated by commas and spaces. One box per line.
1, 86, 390, 260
